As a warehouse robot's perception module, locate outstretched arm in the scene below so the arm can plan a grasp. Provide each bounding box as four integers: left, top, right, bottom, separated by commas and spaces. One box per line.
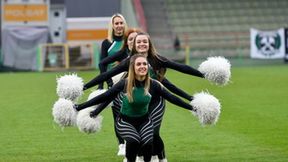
159, 55, 204, 78
76, 80, 125, 111
98, 49, 128, 76
161, 77, 193, 101
83, 59, 129, 90
152, 80, 195, 111
99, 40, 109, 61
89, 100, 112, 117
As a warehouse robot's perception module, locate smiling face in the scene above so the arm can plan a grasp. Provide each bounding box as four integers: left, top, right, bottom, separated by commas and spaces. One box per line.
135, 35, 149, 55
112, 16, 125, 36
134, 56, 148, 79
127, 32, 138, 51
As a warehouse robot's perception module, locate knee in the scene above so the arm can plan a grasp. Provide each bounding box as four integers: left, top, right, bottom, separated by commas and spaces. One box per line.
141, 135, 153, 146
153, 134, 161, 141
127, 138, 140, 146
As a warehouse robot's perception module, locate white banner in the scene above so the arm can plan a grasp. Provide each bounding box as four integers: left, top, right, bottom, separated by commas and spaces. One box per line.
250, 28, 285, 59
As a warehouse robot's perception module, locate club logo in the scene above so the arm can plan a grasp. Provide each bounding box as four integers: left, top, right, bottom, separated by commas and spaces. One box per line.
255, 33, 281, 56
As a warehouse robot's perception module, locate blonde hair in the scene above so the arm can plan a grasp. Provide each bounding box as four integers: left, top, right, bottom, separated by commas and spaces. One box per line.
126, 54, 150, 102
107, 13, 128, 42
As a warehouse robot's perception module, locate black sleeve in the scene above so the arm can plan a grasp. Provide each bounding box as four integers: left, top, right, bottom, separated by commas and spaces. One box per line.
161, 77, 193, 101
77, 80, 125, 111
83, 59, 129, 90
98, 49, 128, 74
151, 80, 195, 111
99, 40, 110, 75
159, 55, 204, 78
100, 40, 110, 61
90, 100, 112, 117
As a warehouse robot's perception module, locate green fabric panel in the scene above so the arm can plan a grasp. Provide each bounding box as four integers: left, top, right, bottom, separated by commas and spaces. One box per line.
121, 87, 151, 117
149, 68, 157, 79
93, 43, 100, 69
107, 40, 123, 70
36, 46, 42, 71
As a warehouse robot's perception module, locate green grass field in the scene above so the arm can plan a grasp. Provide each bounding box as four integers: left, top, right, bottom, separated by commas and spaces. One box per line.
0, 64, 288, 162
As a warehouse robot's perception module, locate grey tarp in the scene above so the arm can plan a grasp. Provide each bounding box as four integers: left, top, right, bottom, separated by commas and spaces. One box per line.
2, 27, 49, 71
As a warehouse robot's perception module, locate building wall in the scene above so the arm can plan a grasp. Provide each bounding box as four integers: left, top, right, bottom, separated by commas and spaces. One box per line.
0, 1, 2, 47
0, 0, 121, 48
65, 0, 120, 17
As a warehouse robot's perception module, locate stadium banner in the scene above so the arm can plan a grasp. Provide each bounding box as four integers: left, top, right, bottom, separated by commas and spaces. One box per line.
1, 0, 50, 27
285, 28, 288, 62
2, 26, 49, 71
250, 28, 285, 59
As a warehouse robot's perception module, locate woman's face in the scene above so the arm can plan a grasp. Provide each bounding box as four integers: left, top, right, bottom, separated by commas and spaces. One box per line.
134, 57, 148, 77
127, 32, 138, 50
112, 17, 125, 36
135, 35, 149, 54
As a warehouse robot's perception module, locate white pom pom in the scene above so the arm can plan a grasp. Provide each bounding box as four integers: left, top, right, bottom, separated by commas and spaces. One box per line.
52, 98, 77, 127
190, 92, 221, 125
198, 56, 231, 86
112, 72, 126, 84
76, 107, 103, 134
88, 89, 107, 100
88, 89, 112, 108
75, 89, 106, 133
56, 74, 84, 101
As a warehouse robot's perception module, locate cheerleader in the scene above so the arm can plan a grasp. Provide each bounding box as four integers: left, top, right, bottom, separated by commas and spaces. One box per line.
98, 28, 142, 156
75, 55, 196, 162
98, 13, 127, 89
82, 32, 204, 161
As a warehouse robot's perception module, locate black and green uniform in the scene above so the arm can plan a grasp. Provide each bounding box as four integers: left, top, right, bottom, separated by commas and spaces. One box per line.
97, 35, 125, 146
82, 54, 203, 159
98, 47, 129, 80
76, 79, 195, 161
98, 35, 123, 89
117, 84, 153, 162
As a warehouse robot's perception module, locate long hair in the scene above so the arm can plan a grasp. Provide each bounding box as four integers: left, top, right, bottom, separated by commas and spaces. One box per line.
107, 13, 128, 42
131, 32, 159, 58
131, 32, 166, 80
126, 54, 150, 102
120, 28, 143, 52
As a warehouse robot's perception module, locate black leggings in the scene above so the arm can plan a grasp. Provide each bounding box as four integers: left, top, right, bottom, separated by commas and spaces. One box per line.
113, 95, 167, 159
149, 97, 166, 159
111, 92, 125, 144
116, 114, 153, 162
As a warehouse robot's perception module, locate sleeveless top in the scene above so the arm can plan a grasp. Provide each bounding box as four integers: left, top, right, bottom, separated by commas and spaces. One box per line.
107, 38, 123, 70
121, 87, 151, 117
